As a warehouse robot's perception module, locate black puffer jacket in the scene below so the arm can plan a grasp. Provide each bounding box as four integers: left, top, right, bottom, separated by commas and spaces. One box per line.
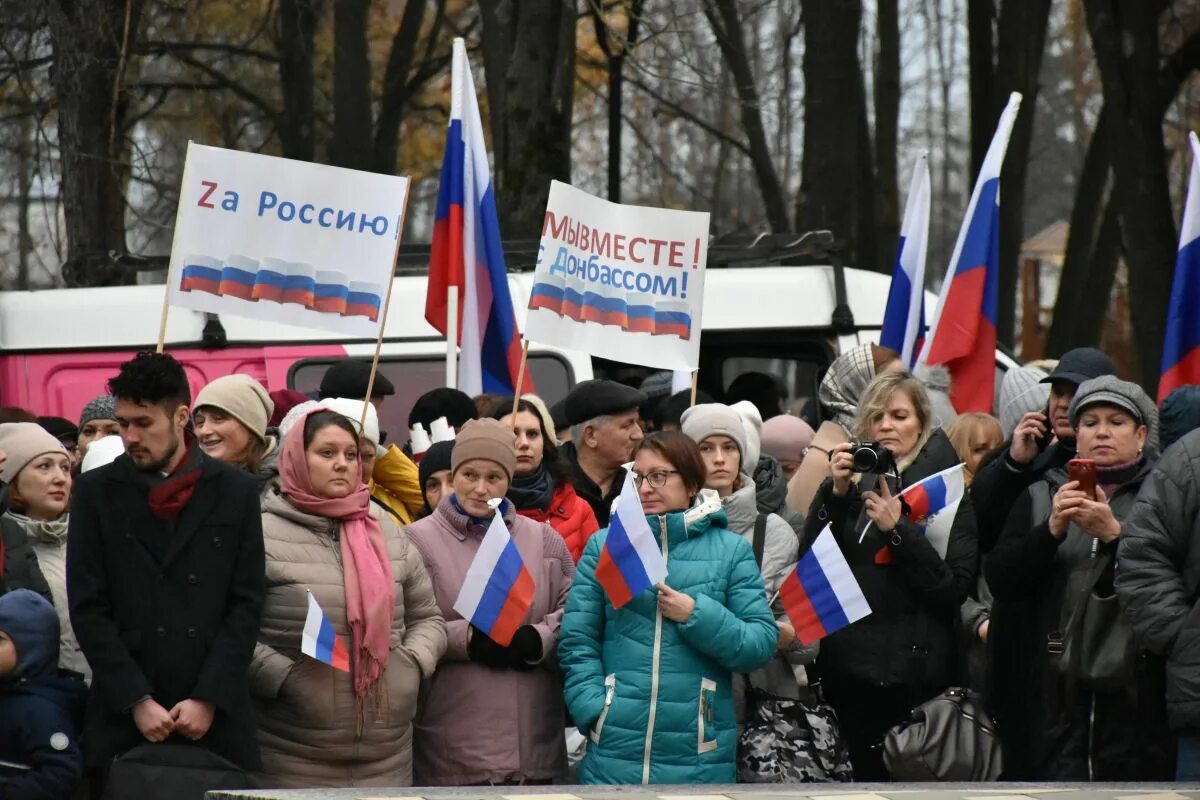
987, 458, 1173, 780
1118, 429, 1200, 731
803, 428, 977, 689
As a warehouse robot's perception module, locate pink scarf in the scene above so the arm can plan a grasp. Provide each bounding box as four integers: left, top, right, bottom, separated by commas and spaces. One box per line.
280, 410, 395, 699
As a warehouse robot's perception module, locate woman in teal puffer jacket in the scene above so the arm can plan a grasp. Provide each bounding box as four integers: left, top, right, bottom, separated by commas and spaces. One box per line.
559, 432, 779, 784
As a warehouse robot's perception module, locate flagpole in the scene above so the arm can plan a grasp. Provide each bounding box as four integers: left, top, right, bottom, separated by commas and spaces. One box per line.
360, 189, 412, 434
157, 140, 198, 353
445, 285, 458, 389
690, 371, 699, 407
511, 340, 531, 418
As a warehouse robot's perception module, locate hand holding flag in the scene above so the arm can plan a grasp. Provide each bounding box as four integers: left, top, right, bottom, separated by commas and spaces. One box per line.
596, 471, 668, 608
452, 498, 536, 646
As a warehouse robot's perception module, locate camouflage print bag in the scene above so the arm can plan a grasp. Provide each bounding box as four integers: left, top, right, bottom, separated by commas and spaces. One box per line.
737, 686, 854, 783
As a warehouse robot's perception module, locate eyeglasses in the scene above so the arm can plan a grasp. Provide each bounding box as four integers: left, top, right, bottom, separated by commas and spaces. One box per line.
632, 469, 679, 488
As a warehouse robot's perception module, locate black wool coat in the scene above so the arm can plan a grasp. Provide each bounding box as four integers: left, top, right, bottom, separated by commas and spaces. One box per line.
67, 451, 265, 769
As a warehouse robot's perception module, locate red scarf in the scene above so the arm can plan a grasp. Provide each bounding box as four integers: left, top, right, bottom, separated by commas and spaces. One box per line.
148, 437, 204, 521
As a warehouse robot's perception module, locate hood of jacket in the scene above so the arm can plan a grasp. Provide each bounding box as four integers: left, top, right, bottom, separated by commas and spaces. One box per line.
752, 454, 788, 515
254, 434, 281, 487
721, 475, 760, 533
0, 589, 59, 681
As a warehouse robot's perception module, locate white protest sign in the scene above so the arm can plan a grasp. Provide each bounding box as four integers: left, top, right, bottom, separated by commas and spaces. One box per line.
524, 181, 710, 370
166, 142, 409, 337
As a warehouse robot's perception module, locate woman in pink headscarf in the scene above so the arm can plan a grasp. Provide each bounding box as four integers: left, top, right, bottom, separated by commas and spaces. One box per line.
250, 408, 447, 788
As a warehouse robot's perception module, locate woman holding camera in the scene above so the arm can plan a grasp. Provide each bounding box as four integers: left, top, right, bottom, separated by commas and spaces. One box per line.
985, 376, 1172, 780
804, 372, 977, 779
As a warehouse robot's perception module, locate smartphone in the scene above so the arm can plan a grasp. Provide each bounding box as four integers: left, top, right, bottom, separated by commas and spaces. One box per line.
1067, 458, 1097, 500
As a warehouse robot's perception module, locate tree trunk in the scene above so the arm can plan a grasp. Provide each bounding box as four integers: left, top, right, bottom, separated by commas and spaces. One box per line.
478, 0, 575, 238
48, 0, 143, 286
332, 0, 373, 170
967, 0, 994, 183
701, 0, 788, 233
874, 0, 900, 272
372, 0, 430, 174
992, 0, 1051, 348
591, 0, 645, 204
798, 0, 867, 257
16, 114, 33, 290
277, 0, 320, 162
1085, 0, 1180, 389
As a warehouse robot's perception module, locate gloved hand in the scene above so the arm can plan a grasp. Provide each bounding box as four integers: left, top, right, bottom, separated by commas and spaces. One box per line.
467, 625, 511, 669
506, 625, 543, 670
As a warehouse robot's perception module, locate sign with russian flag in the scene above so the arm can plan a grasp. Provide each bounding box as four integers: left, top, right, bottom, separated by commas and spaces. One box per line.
595, 471, 668, 608
781, 525, 871, 645
881, 153, 930, 367
918, 92, 1022, 412
1159, 131, 1200, 403
166, 142, 408, 337
452, 502, 536, 646
301, 591, 351, 672
524, 181, 711, 371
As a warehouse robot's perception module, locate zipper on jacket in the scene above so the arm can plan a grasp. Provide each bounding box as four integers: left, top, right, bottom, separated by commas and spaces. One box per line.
642, 514, 669, 784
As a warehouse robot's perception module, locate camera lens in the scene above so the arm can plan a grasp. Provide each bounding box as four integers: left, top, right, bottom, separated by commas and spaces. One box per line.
852, 446, 877, 472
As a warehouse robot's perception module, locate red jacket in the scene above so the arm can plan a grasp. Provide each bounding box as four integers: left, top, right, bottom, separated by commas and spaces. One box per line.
516, 482, 599, 563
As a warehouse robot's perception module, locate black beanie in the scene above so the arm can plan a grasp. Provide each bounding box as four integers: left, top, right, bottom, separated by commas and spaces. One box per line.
418, 440, 456, 508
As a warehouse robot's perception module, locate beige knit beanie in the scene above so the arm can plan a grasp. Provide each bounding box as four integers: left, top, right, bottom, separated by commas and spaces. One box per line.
0, 422, 69, 484
193, 375, 274, 443
451, 418, 517, 480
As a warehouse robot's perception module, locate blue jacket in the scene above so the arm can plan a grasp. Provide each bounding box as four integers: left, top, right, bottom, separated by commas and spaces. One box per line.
558, 493, 778, 784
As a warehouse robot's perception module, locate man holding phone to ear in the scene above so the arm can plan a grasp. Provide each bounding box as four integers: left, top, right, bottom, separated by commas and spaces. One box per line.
972, 347, 1117, 554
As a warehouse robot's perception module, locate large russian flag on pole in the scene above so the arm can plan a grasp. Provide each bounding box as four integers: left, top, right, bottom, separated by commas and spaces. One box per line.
1159, 132, 1200, 403
880, 153, 931, 367
595, 471, 668, 609
781, 526, 871, 645
452, 502, 536, 646
918, 92, 1022, 412
426, 38, 531, 396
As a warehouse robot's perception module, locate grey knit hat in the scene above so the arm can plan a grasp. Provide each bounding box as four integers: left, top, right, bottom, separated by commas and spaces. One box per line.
1069, 375, 1158, 449
79, 394, 117, 429
998, 366, 1050, 437
680, 403, 749, 469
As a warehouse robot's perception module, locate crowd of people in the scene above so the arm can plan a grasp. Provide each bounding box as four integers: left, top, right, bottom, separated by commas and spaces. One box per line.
2, 343, 1200, 796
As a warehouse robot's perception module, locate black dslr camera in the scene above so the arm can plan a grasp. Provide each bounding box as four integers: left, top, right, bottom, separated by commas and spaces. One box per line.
851, 441, 895, 474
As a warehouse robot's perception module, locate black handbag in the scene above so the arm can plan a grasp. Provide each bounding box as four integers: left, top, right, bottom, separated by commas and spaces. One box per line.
1057, 551, 1136, 691
882, 687, 1003, 781
737, 683, 854, 783
101, 743, 253, 800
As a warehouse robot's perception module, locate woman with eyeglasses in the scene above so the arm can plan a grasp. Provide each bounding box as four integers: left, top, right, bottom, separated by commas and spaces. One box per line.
559, 431, 779, 784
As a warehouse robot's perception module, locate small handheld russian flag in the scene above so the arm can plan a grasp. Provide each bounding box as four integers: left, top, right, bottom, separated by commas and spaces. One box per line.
867, 464, 965, 563
452, 499, 536, 646
301, 591, 351, 672
595, 471, 668, 609
781, 525, 871, 645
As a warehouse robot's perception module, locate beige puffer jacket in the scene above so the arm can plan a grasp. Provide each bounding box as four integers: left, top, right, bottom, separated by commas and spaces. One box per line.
250, 488, 447, 789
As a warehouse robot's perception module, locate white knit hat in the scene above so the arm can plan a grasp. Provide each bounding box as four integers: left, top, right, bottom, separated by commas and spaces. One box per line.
729, 400, 763, 469
319, 398, 381, 448
680, 403, 750, 471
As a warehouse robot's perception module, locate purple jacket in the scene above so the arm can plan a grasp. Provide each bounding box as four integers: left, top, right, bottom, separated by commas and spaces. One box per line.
404, 497, 574, 785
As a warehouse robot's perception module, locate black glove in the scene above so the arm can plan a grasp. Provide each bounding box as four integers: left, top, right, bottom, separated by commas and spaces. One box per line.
507, 625, 543, 670
466, 625, 511, 669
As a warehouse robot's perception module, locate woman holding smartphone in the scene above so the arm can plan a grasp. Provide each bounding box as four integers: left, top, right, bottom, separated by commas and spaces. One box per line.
986, 375, 1171, 781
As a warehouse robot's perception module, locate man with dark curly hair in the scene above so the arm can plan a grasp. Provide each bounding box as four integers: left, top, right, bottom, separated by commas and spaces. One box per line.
66, 352, 265, 790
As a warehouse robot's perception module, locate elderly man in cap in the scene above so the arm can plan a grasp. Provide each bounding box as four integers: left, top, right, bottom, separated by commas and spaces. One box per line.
559, 379, 646, 526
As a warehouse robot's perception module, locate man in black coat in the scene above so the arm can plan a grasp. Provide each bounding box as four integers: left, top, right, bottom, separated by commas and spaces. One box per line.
67, 353, 265, 774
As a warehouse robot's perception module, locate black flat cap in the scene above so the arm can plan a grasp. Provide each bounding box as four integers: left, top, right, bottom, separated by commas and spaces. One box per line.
565, 379, 647, 426
1041, 347, 1116, 387
319, 360, 395, 400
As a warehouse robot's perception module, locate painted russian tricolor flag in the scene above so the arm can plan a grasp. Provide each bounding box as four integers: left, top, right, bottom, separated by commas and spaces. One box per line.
880, 154, 930, 367
1159, 132, 1200, 403
180, 255, 222, 294
301, 591, 350, 672
452, 503, 535, 646
595, 471, 668, 609
781, 525, 871, 646
426, 37, 532, 396
918, 92, 1022, 412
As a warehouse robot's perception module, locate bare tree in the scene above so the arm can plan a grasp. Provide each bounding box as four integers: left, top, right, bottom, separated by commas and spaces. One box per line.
277, 0, 321, 162
874, 0, 901, 272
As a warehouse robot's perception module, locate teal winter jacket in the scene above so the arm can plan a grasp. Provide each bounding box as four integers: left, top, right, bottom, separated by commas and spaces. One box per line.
558, 491, 779, 784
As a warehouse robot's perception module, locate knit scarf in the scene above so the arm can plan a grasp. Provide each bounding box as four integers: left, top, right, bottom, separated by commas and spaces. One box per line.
4, 511, 68, 546
280, 410, 395, 707
1096, 456, 1144, 500
507, 463, 556, 512
148, 436, 204, 521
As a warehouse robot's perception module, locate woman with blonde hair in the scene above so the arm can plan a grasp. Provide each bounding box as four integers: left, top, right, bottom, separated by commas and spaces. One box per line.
946, 413, 1004, 486
805, 371, 977, 779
